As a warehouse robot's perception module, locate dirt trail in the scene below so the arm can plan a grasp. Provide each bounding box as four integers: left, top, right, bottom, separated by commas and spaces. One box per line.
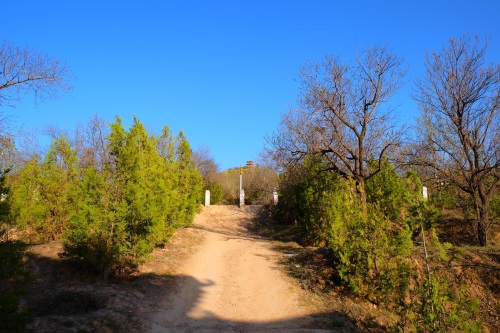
146, 205, 333, 333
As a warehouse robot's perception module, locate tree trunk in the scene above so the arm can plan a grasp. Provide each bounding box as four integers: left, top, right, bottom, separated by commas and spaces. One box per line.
357, 178, 368, 219
477, 205, 489, 246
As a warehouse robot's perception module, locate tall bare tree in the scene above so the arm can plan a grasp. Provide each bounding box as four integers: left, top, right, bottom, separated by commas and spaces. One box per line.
411, 35, 500, 246
193, 144, 219, 182
0, 41, 71, 107
74, 115, 110, 171
268, 46, 407, 213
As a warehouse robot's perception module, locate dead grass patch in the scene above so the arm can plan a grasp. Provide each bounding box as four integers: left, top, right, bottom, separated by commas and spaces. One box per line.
251, 205, 500, 333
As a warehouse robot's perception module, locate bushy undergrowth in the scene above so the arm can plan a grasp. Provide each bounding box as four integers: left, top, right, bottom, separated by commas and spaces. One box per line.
276, 157, 481, 332
0, 167, 30, 333
65, 119, 202, 278
0, 233, 30, 333
7, 116, 203, 279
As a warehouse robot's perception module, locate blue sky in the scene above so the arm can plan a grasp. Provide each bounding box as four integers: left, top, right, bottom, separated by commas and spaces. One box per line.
2, 1, 499, 170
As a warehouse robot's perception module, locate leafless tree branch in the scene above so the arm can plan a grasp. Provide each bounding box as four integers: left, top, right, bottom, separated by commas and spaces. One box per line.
0, 41, 72, 108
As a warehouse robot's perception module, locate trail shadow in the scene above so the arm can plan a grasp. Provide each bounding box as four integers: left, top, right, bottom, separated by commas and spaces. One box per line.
22, 253, 380, 333
20, 207, 388, 333
191, 223, 262, 241
146, 277, 367, 333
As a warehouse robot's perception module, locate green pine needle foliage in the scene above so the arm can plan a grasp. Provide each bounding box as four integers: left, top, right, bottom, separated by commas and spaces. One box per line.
6, 116, 204, 279
10, 136, 78, 243
277, 157, 481, 332
63, 116, 203, 278
0, 166, 31, 333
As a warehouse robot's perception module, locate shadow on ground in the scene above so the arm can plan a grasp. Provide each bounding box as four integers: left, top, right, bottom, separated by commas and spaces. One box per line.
22, 253, 381, 333
21, 206, 389, 332
145, 274, 369, 333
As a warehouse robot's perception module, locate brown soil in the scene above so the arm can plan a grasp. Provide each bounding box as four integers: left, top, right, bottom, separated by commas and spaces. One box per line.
22, 206, 359, 332
251, 206, 500, 333
20, 205, 500, 332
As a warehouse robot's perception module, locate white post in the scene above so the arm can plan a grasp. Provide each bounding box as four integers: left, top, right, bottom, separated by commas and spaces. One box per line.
205, 190, 210, 206
240, 189, 245, 207
422, 186, 428, 200
239, 168, 244, 207
239, 171, 242, 194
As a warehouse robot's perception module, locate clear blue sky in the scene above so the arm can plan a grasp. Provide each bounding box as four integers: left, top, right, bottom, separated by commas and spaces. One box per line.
2, 1, 499, 170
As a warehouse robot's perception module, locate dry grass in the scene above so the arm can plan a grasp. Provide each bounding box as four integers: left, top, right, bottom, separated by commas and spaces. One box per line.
250, 205, 500, 333
249, 206, 394, 332
20, 226, 205, 333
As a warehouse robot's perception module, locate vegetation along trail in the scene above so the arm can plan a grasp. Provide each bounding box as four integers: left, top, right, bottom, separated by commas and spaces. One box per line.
146, 205, 338, 333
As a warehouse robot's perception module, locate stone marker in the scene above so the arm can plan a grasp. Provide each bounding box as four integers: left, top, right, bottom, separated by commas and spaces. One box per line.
205, 190, 210, 206
239, 189, 245, 207
422, 186, 428, 200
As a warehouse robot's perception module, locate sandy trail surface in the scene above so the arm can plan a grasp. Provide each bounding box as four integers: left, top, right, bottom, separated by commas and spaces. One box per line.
146, 205, 333, 333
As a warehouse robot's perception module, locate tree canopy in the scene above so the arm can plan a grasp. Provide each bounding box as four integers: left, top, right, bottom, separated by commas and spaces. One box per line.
410, 35, 500, 246
0, 41, 72, 108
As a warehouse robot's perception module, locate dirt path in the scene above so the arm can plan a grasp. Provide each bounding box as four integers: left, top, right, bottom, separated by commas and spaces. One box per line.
145, 205, 333, 332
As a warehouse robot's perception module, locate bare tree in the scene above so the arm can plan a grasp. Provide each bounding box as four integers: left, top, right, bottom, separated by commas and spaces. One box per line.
411, 35, 500, 246
243, 165, 279, 205
0, 41, 71, 107
268, 46, 407, 213
193, 144, 219, 182
44, 124, 70, 140
74, 115, 110, 171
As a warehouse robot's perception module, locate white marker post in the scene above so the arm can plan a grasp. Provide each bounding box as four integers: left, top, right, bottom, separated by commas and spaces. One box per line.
239, 167, 244, 207
205, 190, 210, 206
